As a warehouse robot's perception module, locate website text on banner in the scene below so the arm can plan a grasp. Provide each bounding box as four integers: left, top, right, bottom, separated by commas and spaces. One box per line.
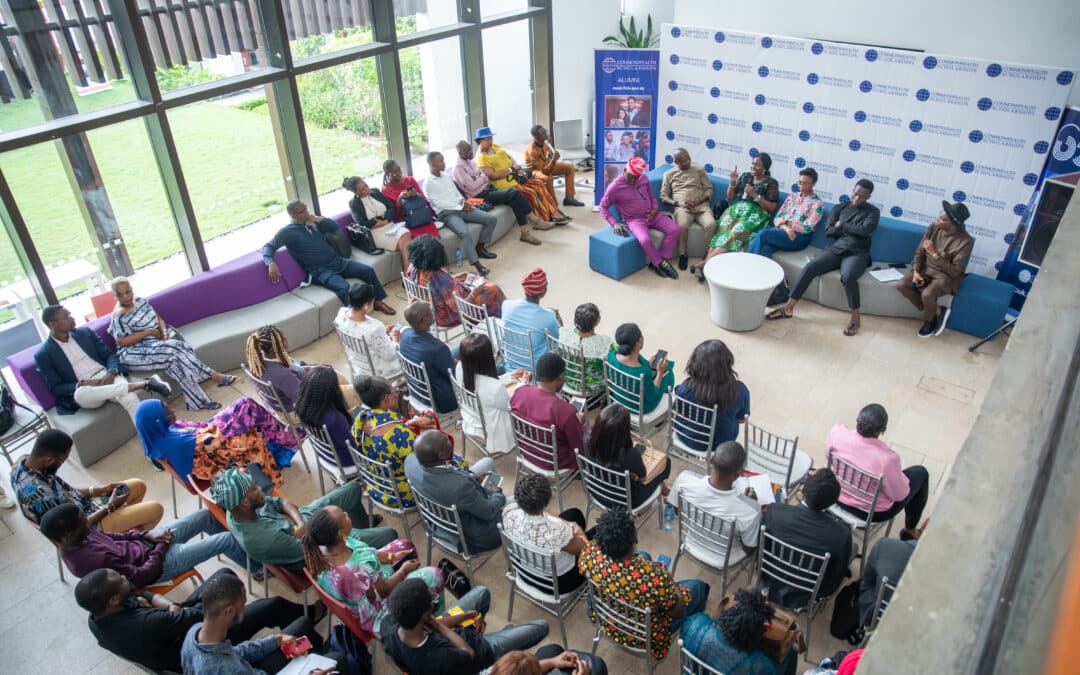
594, 48, 661, 205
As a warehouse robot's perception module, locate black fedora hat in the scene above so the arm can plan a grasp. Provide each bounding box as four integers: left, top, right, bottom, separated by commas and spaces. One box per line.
941, 201, 970, 230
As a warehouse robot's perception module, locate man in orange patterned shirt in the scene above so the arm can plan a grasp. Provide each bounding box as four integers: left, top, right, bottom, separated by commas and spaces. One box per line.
525, 125, 585, 209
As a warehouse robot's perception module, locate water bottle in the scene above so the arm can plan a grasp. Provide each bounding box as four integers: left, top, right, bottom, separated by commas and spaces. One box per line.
663, 503, 675, 532
455, 247, 463, 268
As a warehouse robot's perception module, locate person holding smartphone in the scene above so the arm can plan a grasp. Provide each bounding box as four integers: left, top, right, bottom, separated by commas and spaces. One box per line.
586, 404, 671, 510
380, 159, 441, 240
605, 323, 674, 416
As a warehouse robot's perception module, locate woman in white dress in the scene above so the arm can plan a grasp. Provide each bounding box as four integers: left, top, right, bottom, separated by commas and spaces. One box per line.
454, 332, 527, 456
334, 281, 402, 380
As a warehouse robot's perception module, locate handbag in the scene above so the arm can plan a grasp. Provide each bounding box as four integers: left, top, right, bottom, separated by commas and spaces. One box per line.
0, 381, 17, 435
716, 593, 807, 662
346, 223, 385, 255
767, 279, 790, 307
830, 580, 866, 645
323, 227, 351, 258
401, 193, 434, 230
511, 167, 533, 185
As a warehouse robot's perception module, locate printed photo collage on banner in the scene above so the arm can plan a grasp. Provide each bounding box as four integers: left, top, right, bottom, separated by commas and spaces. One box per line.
656, 23, 1074, 277
594, 50, 661, 195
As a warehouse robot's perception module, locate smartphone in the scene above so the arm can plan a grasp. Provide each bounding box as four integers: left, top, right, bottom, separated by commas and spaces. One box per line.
656, 554, 672, 569
571, 397, 587, 414
281, 634, 313, 658
650, 350, 668, 370
112, 483, 131, 497
634, 442, 647, 455
482, 473, 503, 493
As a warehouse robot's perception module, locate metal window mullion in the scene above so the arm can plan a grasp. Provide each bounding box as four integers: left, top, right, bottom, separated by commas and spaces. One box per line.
457, 0, 485, 135
528, 1, 552, 133
0, 166, 57, 306
371, 0, 408, 172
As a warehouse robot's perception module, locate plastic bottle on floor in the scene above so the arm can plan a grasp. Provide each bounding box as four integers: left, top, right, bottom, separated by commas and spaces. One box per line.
663, 502, 675, 532
455, 248, 463, 268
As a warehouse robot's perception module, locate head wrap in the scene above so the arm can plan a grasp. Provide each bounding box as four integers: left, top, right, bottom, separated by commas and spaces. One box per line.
135, 399, 197, 483
837, 649, 864, 675
626, 156, 646, 176
521, 268, 548, 296
212, 468, 253, 511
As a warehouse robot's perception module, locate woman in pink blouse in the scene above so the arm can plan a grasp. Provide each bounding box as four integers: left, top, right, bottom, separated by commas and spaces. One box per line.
746, 167, 826, 259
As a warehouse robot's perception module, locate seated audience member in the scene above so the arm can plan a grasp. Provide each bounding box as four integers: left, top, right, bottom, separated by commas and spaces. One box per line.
262, 199, 394, 311
556, 302, 611, 393
216, 468, 396, 572
475, 126, 569, 224
335, 281, 403, 380
660, 148, 717, 271
34, 304, 172, 420
246, 324, 357, 412
453, 139, 549, 245
12, 429, 163, 531
510, 352, 586, 472
670, 441, 760, 567
693, 154, 780, 276
76, 567, 310, 673
352, 375, 465, 509
502, 473, 589, 594
858, 537, 917, 626
768, 180, 879, 337
181, 570, 336, 675
301, 505, 445, 637
501, 268, 562, 371
600, 157, 680, 279
405, 234, 505, 328
525, 125, 584, 208
606, 322, 673, 416
398, 301, 458, 414
456, 333, 520, 456
898, 201, 974, 337
587, 404, 671, 508
295, 366, 355, 469
490, 647, 607, 675
404, 430, 502, 553
578, 507, 709, 661
40, 502, 248, 587
426, 150, 499, 273
383, 578, 549, 675
136, 398, 292, 490
681, 588, 799, 675
344, 175, 412, 272
108, 277, 235, 411
673, 339, 749, 454
829, 404, 929, 541
761, 469, 853, 608
746, 167, 826, 259
380, 158, 442, 240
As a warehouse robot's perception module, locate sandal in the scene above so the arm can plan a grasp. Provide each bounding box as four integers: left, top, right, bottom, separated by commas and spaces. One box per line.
765, 309, 792, 321
843, 320, 860, 336
217, 374, 237, 387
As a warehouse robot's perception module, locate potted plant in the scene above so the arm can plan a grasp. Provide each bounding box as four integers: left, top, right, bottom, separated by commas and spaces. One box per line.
602, 14, 659, 48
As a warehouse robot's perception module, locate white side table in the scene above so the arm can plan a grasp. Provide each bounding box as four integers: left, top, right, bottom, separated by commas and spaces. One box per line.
703, 252, 784, 331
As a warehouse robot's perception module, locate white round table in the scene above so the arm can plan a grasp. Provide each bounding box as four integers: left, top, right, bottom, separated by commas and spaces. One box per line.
703, 252, 785, 331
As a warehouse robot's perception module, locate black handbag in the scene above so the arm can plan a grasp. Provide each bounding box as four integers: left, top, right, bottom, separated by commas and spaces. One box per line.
323, 228, 351, 258
511, 168, 533, 185
401, 194, 434, 230
347, 224, 385, 255
767, 279, 790, 307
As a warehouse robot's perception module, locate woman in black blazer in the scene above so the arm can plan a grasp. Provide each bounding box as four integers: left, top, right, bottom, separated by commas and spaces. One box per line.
344, 175, 411, 271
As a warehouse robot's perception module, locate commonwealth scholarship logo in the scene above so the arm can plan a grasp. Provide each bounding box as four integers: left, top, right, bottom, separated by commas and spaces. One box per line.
601, 58, 617, 74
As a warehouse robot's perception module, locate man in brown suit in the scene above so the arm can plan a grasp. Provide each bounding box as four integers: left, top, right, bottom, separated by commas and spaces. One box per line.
898, 201, 974, 337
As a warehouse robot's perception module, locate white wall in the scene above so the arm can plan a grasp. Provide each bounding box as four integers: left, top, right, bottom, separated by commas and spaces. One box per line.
672, 0, 1080, 106
551, 0, 622, 141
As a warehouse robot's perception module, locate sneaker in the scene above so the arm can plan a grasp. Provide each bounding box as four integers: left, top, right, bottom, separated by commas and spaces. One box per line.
934, 307, 951, 336
144, 375, 173, 398
0, 486, 15, 509
563, 197, 585, 207
917, 320, 935, 338
678, 254, 688, 271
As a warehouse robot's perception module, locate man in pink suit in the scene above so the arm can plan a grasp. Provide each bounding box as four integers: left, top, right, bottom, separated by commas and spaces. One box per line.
599, 157, 681, 279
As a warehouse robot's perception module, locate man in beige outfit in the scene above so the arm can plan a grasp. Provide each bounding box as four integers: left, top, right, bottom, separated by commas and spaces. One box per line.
660, 148, 717, 270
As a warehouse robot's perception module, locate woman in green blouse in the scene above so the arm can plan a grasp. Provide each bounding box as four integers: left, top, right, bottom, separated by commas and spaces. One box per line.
605, 323, 673, 415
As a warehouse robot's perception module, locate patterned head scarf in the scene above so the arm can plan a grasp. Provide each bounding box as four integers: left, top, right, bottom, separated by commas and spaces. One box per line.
626, 156, 646, 176
521, 268, 548, 296
212, 468, 253, 511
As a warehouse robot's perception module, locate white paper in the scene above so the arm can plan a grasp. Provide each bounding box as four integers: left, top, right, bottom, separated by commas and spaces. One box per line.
386, 220, 409, 235
869, 268, 904, 283
734, 474, 776, 507
277, 653, 337, 675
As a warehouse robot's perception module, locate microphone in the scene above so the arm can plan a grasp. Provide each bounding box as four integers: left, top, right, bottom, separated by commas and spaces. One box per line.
544, 140, 557, 155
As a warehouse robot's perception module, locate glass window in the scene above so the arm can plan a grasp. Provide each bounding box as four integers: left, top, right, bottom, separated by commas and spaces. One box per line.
296, 58, 389, 209
166, 94, 289, 268
288, 2, 375, 62
399, 37, 468, 178
482, 21, 534, 150
481, 0, 531, 18
0, 228, 32, 328
395, 0, 460, 36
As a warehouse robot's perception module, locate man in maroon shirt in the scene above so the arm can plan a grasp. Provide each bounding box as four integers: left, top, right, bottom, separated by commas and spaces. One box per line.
510, 352, 587, 471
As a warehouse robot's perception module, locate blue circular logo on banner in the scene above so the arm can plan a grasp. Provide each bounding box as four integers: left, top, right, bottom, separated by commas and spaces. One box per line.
896, 178, 909, 190
1004, 232, 1015, 244
1046, 107, 1062, 121
891, 206, 904, 217
960, 161, 975, 173
670, 26, 681, 38
839, 194, 851, 204
977, 97, 993, 111
1059, 71, 1075, 85
1013, 204, 1027, 216
854, 110, 867, 122
903, 150, 916, 162
923, 56, 938, 69
1023, 172, 1038, 186
795, 157, 806, 168
715, 32, 726, 43
915, 88, 930, 101
755, 94, 766, 105
849, 139, 862, 151
799, 130, 811, 141
953, 190, 966, 202
710, 87, 721, 98
761, 37, 773, 48
803, 102, 815, 114
791, 183, 798, 192
909, 120, 923, 132
706, 139, 716, 149
752, 122, 763, 132
865, 49, 878, 62
666, 106, 676, 116
664, 154, 673, 165
811, 42, 824, 55
669, 54, 680, 64
859, 80, 873, 92
969, 130, 984, 143
749, 147, 759, 158
712, 59, 723, 71
844, 167, 856, 179
986, 63, 1002, 77
704, 163, 714, 174
665, 131, 675, 141
668, 81, 679, 91
1034, 140, 1050, 154
758, 66, 770, 78
708, 113, 719, 124
807, 73, 819, 85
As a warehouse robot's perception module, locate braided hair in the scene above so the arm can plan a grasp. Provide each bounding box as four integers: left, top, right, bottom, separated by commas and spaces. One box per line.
245, 325, 291, 378
296, 366, 349, 429
717, 588, 774, 653
300, 507, 340, 576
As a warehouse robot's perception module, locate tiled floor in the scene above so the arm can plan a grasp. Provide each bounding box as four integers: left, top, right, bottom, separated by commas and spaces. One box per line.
0, 174, 1006, 674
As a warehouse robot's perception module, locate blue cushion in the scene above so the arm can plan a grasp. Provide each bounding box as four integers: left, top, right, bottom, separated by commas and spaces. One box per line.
947, 274, 1014, 337
589, 227, 647, 280
869, 217, 924, 263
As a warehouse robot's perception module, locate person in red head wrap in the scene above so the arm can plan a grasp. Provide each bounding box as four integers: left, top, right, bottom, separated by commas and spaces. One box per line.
499, 267, 562, 372
598, 157, 682, 279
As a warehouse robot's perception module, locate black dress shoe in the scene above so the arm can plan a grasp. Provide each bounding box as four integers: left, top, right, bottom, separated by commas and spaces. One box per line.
476, 246, 497, 259
660, 261, 679, 279
144, 375, 173, 398
476, 265, 491, 277
917, 320, 935, 338
563, 197, 585, 207
678, 254, 688, 271
649, 263, 666, 278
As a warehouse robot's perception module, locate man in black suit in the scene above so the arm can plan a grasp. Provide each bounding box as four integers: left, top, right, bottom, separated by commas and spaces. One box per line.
33, 305, 171, 419
761, 469, 853, 608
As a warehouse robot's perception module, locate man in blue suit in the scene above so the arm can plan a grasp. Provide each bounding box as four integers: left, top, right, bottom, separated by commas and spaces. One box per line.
34, 305, 171, 420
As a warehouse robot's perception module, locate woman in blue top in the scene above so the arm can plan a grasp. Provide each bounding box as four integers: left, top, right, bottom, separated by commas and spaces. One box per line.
605, 323, 673, 415
681, 588, 797, 675
675, 340, 749, 454
295, 366, 356, 469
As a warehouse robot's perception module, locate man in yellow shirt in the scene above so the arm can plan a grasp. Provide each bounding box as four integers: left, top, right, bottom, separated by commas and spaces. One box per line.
525, 125, 585, 208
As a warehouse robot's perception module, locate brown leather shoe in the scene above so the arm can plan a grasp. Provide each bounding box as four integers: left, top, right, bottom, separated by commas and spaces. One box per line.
373, 300, 396, 315
527, 214, 555, 231
519, 226, 542, 245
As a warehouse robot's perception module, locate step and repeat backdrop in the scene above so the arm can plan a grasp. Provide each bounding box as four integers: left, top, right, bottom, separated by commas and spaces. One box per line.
654, 23, 1074, 277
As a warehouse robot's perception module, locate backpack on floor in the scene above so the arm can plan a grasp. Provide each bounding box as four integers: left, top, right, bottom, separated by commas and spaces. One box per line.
830, 580, 866, 645
0, 381, 18, 435
326, 623, 372, 675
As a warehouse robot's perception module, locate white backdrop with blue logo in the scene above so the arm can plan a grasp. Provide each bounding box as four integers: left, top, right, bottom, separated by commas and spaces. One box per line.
657, 23, 1074, 277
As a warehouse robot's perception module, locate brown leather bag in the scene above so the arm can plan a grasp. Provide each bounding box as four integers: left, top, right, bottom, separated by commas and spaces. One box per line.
715, 593, 808, 663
